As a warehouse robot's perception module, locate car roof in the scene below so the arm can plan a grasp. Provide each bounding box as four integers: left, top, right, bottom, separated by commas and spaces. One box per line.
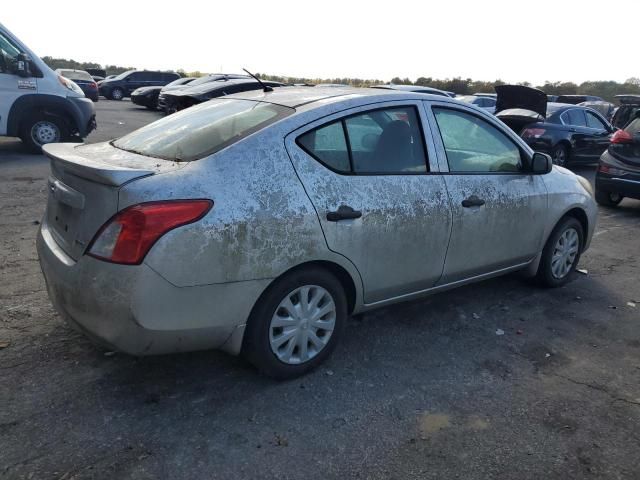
225, 86, 460, 110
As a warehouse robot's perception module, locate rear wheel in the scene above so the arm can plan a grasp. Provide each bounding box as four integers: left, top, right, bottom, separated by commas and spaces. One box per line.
552, 144, 569, 167
242, 267, 347, 379
595, 188, 623, 207
536, 217, 583, 287
110, 87, 124, 100
20, 114, 68, 153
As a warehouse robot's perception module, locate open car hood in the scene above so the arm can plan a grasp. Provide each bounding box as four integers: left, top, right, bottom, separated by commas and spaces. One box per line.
495, 85, 547, 118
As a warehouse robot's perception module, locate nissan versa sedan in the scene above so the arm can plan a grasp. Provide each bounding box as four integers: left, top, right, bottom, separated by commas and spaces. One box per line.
37, 88, 596, 379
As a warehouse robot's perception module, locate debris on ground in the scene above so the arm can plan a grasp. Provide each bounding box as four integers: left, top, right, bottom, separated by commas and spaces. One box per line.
516, 329, 523, 335
0, 341, 10, 349
104, 351, 116, 357
325, 369, 334, 376
495, 329, 505, 336
473, 313, 480, 320
577, 268, 589, 275
609, 305, 618, 310
627, 301, 636, 308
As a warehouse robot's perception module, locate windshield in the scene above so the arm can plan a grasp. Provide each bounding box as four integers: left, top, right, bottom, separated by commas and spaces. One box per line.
112, 70, 135, 80
456, 95, 478, 103
113, 99, 293, 161
60, 70, 93, 81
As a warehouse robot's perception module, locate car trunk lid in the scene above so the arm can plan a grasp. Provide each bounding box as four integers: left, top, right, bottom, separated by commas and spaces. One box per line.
495, 85, 547, 118
42, 142, 183, 260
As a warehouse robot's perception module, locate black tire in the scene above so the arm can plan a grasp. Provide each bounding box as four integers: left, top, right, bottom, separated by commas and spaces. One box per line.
110, 87, 124, 100
552, 144, 569, 167
536, 216, 584, 288
242, 266, 347, 380
19, 114, 69, 153
595, 188, 623, 207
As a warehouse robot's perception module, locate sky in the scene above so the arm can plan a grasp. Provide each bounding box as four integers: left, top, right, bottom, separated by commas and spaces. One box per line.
3, 0, 638, 85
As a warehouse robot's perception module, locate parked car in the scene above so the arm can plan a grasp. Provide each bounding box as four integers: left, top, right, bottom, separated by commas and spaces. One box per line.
0, 22, 96, 151
595, 115, 640, 206
85, 68, 106, 79
55, 69, 99, 102
556, 94, 604, 104
99, 70, 180, 100
611, 95, 640, 129
495, 85, 615, 167
91, 75, 104, 82
37, 87, 596, 378
131, 77, 195, 110
455, 94, 497, 112
161, 78, 286, 114
372, 84, 453, 97
157, 73, 250, 113
473, 92, 497, 98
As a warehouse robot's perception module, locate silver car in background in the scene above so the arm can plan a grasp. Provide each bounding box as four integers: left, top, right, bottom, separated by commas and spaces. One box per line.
37, 88, 597, 379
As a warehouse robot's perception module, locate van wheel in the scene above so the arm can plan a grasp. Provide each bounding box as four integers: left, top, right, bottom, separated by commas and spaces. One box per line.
242, 267, 347, 380
552, 144, 569, 167
20, 115, 68, 153
595, 188, 623, 207
110, 88, 124, 100
536, 217, 583, 288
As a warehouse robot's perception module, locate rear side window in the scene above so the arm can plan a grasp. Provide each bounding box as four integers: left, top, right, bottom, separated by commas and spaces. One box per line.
297, 106, 428, 174
114, 99, 293, 161
585, 111, 607, 130
561, 109, 587, 127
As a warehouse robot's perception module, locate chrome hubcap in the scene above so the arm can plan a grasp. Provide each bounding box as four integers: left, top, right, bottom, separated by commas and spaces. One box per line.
31, 121, 60, 145
554, 148, 566, 166
112, 89, 123, 99
269, 285, 336, 365
551, 228, 579, 279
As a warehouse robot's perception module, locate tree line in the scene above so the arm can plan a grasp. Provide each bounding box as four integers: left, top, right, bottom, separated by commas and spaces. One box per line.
40, 57, 640, 102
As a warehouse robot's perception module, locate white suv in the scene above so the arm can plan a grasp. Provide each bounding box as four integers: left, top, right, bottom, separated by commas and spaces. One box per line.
0, 23, 96, 152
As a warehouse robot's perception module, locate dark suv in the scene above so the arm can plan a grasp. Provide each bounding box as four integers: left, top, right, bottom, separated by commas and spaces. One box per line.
99, 70, 180, 100
611, 95, 640, 129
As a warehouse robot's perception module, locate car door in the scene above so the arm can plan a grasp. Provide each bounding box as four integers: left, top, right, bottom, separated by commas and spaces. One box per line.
285, 101, 453, 304
427, 102, 547, 284
0, 29, 32, 136
560, 108, 593, 160
584, 110, 613, 158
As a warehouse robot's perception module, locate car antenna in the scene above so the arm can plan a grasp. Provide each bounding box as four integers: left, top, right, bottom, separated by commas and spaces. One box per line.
243, 68, 273, 92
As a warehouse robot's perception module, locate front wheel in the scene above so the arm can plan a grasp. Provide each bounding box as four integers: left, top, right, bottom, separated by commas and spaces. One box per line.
20, 114, 68, 153
595, 188, 623, 207
536, 217, 584, 287
552, 144, 569, 167
242, 267, 347, 379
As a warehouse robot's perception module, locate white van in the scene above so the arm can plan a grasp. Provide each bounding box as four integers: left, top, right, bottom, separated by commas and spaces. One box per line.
0, 23, 96, 152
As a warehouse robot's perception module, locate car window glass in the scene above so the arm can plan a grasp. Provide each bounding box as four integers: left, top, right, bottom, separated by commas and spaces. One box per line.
0, 31, 21, 74
585, 111, 606, 130
345, 107, 427, 173
564, 109, 587, 127
298, 121, 350, 172
433, 107, 523, 173
624, 117, 640, 134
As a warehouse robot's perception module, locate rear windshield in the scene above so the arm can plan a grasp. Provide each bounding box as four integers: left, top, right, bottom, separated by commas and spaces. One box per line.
60, 70, 93, 81
113, 99, 293, 161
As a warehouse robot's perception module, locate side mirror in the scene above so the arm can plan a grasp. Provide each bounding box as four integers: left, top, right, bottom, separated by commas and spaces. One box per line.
531, 152, 553, 174
15, 53, 31, 78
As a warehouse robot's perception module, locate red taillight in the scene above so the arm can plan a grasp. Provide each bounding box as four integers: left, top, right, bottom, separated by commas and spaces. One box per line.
521, 128, 545, 139
598, 163, 610, 173
87, 200, 213, 265
610, 129, 633, 144
90, 82, 97, 88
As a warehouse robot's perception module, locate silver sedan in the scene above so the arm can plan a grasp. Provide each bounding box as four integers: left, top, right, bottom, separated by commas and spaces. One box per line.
37, 87, 597, 378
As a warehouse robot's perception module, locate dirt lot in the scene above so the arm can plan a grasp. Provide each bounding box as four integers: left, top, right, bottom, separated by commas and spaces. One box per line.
1, 100, 639, 480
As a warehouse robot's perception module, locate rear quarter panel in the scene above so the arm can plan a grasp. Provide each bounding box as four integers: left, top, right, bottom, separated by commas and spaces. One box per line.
117, 124, 363, 296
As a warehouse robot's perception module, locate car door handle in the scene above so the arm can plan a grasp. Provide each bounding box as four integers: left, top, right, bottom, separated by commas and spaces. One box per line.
461, 196, 485, 208
327, 205, 362, 222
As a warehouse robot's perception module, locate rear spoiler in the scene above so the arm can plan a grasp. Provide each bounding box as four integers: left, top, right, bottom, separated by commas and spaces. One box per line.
43, 143, 155, 187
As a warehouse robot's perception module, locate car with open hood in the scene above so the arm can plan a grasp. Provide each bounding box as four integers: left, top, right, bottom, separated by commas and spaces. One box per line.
611, 94, 640, 129
495, 85, 615, 167
37, 87, 597, 379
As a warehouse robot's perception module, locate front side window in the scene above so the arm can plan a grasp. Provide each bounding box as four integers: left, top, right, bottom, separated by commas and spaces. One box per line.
0, 32, 21, 74
433, 107, 523, 173
585, 111, 607, 130
113, 98, 292, 161
297, 106, 428, 174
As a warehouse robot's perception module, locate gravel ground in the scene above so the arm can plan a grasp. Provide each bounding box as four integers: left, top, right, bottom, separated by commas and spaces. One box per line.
1, 100, 639, 480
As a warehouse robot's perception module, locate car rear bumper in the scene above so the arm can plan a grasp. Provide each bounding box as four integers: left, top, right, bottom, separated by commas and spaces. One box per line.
37, 220, 270, 356
596, 174, 640, 200
131, 94, 155, 108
